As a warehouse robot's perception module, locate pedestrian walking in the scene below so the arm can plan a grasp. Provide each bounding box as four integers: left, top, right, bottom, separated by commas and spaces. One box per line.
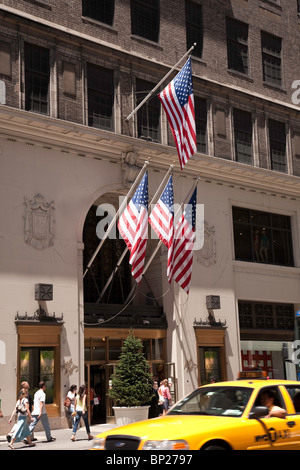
7, 388, 35, 449
29, 381, 56, 443
71, 384, 93, 442
159, 379, 172, 415
64, 385, 77, 428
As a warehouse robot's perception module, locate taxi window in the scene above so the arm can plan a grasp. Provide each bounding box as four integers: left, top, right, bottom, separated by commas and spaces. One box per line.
168, 386, 253, 417
253, 386, 285, 410
285, 386, 300, 413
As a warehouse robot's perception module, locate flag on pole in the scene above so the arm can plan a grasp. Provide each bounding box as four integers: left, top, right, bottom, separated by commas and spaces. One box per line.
168, 187, 197, 293
118, 172, 148, 284
149, 175, 174, 278
159, 57, 197, 170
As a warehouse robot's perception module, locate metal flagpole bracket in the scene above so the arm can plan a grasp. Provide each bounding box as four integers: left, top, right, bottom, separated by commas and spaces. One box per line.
125, 44, 196, 122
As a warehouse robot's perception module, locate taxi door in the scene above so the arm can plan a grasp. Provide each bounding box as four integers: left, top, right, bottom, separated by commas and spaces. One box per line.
246, 416, 296, 450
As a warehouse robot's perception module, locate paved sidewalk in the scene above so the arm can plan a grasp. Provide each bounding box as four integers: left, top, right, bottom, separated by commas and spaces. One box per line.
0, 422, 117, 450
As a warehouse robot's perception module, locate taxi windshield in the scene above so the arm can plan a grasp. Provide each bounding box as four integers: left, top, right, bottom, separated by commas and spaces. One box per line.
168, 386, 253, 418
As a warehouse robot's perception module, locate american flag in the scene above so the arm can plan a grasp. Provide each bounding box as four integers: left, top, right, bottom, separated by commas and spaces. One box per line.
149, 175, 174, 278
118, 172, 148, 284
168, 187, 197, 294
159, 57, 197, 170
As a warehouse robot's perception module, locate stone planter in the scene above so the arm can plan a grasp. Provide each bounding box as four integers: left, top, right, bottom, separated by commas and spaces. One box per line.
113, 405, 150, 426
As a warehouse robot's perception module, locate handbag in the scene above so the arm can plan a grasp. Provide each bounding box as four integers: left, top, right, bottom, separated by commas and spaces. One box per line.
16, 399, 27, 414
64, 396, 71, 408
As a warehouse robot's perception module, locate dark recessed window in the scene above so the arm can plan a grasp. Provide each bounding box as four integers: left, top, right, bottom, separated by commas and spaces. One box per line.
87, 63, 114, 130
195, 96, 207, 154
233, 108, 253, 164
82, 0, 114, 25
136, 78, 160, 142
233, 207, 294, 267
24, 43, 50, 115
185, 1, 203, 58
269, 119, 286, 173
239, 301, 294, 331
226, 17, 249, 75
261, 31, 282, 87
131, 0, 160, 42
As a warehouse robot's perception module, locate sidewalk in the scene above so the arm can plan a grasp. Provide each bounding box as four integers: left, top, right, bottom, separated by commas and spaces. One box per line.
0, 422, 117, 450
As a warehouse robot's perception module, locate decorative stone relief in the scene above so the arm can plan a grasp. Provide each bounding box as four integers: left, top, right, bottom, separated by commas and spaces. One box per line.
196, 221, 216, 267
61, 358, 79, 377
121, 150, 140, 188
24, 194, 55, 250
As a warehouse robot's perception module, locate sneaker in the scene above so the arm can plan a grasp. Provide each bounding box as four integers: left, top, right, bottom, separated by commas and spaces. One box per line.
47, 437, 56, 442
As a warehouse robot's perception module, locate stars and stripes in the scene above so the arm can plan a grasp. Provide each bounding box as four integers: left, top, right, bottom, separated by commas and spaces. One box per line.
118, 172, 148, 284
168, 187, 197, 294
159, 57, 197, 170
149, 175, 174, 278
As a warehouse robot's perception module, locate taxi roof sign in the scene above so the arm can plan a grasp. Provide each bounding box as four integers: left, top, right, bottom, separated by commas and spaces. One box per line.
238, 370, 267, 380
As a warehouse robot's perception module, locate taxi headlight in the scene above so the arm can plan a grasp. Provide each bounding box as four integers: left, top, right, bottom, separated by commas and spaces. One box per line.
142, 440, 189, 450
90, 437, 105, 450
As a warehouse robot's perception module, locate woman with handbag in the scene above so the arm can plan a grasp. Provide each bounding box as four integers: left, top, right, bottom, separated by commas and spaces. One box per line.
8, 388, 35, 449
71, 385, 93, 442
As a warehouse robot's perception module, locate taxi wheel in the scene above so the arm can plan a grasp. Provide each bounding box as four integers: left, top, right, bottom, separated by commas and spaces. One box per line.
202, 441, 230, 451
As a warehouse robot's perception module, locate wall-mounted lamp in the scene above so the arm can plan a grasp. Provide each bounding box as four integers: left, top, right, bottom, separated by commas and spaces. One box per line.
206, 295, 221, 310
35, 284, 53, 301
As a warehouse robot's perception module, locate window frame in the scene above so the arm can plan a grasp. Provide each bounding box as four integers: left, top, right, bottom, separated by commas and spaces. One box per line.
226, 17, 249, 75
130, 0, 160, 43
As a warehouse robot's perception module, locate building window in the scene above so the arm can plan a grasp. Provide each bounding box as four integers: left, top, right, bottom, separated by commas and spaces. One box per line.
226, 17, 249, 75
261, 31, 282, 87
24, 43, 50, 115
20, 347, 55, 403
136, 78, 161, 142
82, 0, 115, 25
199, 347, 221, 384
131, 0, 160, 42
269, 119, 286, 173
185, 1, 203, 58
87, 63, 114, 130
232, 207, 294, 266
195, 96, 207, 154
233, 108, 253, 164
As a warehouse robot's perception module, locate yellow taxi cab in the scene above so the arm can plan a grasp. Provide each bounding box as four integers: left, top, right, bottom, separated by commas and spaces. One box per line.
91, 371, 300, 450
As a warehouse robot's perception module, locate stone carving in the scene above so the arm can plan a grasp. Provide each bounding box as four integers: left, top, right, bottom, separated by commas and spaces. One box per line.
24, 194, 55, 250
121, 150, 140, 188
61, 358, 79, 377
197, 221, 216, 267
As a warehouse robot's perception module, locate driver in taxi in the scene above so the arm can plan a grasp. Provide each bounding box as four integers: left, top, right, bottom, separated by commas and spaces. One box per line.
259, 390, 287, 419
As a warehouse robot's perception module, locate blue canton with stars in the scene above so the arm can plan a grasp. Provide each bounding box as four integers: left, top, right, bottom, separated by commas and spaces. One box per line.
132, 172, 148, 211
174, 57, 194, 107
183, 188, 197, 229
160, 176, 174, 216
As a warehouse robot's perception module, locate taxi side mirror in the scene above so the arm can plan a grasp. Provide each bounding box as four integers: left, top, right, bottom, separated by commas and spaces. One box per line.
249, 406, 268, 419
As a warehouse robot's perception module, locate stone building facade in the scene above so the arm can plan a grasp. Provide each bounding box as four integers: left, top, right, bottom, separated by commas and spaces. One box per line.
0, 0, 300, 432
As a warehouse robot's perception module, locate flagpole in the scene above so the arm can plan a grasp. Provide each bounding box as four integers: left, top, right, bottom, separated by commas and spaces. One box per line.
124, 175, 200, 303
96, 164, 174, 302
83, 160, 149, 278
125, 43, 197, 122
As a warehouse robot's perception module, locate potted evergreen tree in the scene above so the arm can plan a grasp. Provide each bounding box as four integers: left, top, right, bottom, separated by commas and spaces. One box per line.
108, 331, 154, 426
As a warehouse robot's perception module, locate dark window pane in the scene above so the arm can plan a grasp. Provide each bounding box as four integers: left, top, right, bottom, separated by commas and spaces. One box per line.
186, 1, 203, 58
233, 108, 252, 164
269, 119, 286, 172
131, 0, 159, 42
82, 0, 115, 25
25, 43, 50, 115
87, 63, 114, 130
261, 31, 282, 86
226, 17, 248, 74
232, 207, 293, 266
136, 79, 160, 142
195, 96, 207, 153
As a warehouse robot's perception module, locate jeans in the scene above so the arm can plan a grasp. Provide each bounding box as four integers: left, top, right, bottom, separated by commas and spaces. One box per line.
72, 411, 90, 435
29, 414, 51, 441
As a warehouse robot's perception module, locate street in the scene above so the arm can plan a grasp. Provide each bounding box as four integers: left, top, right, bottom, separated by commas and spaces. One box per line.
0, 422, 117, 451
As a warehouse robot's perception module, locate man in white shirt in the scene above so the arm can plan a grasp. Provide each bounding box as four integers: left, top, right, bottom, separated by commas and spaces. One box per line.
29, 381, 56, 442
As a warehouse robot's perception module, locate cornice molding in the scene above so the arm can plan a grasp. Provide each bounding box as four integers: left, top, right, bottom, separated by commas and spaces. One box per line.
1, 105, 300, 199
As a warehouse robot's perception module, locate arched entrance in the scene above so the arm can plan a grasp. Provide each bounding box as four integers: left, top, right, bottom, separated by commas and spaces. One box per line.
82, 193, 168, 423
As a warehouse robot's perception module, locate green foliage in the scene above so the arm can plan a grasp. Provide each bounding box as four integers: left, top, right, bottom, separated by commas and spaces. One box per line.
108, 332, 153, 407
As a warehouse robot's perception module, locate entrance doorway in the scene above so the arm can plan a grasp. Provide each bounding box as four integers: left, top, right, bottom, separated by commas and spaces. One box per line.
85, 364, 107, 424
